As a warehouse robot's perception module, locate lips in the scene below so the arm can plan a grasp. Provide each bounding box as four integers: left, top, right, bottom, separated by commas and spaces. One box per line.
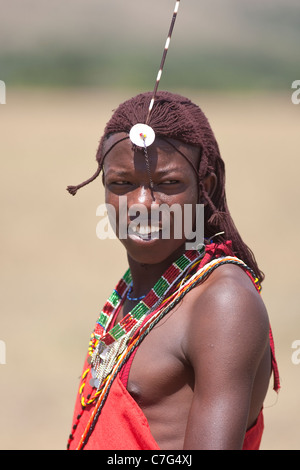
128, 222, 161, 240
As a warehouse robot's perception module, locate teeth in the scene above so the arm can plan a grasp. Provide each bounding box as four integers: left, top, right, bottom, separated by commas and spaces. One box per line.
131, 225, 160, 234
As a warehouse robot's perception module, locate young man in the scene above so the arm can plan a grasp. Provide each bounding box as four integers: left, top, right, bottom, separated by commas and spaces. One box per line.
67, 91, 279, 450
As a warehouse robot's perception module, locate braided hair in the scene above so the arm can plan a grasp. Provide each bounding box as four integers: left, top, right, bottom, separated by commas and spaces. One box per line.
67, 91, 264, 283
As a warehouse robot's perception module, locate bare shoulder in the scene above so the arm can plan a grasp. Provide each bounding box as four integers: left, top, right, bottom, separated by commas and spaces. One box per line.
183, 263, 270, 371
187, 262, 269, 327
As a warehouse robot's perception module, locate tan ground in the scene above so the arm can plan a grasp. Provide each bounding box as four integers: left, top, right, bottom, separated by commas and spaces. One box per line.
0, 88, 299, 450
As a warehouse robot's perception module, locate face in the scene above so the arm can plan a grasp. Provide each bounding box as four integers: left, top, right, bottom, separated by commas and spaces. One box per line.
102, 133, 201, 265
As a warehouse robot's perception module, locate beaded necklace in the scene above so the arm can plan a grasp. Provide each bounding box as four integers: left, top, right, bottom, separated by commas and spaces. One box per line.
70, 253, 260, 450
67, 248, 205, 449
126, 282, 146, 302
88, 247, 205, 391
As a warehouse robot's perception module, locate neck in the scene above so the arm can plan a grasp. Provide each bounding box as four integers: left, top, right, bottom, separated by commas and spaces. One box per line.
127, 245, 187, 299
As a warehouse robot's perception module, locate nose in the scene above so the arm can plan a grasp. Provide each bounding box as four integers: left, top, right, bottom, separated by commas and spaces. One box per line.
128, 185, 157, 222
137, 185, 155, 204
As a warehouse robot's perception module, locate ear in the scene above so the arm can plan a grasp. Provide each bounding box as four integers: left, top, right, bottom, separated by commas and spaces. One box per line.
203, 173, 217, 199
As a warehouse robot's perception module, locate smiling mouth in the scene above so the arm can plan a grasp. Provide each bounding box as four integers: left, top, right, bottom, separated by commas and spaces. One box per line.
128, 224, 161, 240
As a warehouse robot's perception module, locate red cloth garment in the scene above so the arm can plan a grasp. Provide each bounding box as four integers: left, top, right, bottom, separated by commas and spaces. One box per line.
68, 242, 280, 450
242, 409, 264, 450
69, 369, 264, 450
69, 375, 160, 450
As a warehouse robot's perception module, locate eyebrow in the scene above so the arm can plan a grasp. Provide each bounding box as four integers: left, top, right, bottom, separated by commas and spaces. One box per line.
104, 169, 132, 177
152, 168, 182, 177
105, 167, 182, 177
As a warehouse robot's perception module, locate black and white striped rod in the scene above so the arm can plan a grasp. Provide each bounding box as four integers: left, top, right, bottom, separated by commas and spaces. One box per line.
146, 0, 181, 124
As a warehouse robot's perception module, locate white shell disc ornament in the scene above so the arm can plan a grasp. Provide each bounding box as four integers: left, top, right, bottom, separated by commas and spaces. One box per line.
129, 123, 156, 148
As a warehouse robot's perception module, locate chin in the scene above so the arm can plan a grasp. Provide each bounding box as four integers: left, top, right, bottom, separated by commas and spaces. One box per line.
120, 236, 186, 266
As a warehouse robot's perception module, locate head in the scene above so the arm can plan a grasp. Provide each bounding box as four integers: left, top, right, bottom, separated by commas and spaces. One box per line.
67, 91, 264, 282
101, 133, 212, 265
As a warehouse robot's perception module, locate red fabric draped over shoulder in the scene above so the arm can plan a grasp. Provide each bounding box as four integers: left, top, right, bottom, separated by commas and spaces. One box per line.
68, 242, 280, 450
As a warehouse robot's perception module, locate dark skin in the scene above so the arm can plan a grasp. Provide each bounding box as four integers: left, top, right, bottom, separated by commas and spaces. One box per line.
102, 134, 271, 450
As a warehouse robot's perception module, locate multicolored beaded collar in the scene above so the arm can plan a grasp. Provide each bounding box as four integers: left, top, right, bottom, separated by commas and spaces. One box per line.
88, 247, 206, 389
67, 247, 205, 449
68, 248, 261, 450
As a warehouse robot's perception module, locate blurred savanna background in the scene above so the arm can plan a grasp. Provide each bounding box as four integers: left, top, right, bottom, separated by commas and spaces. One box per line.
0, 0, 299, 450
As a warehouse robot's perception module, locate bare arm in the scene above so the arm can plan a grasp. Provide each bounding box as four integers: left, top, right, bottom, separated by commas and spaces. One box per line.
183, 266, 270, 450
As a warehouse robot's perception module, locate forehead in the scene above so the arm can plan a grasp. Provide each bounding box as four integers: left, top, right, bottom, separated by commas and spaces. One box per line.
102, 133, 200, 173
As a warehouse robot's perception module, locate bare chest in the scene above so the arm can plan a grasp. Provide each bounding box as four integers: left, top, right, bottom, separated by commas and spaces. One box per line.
115, 300, 194, 408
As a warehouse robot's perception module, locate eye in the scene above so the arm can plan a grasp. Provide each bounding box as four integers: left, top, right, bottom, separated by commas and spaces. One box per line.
112, 181, 132, 185
160, 180, 180, 185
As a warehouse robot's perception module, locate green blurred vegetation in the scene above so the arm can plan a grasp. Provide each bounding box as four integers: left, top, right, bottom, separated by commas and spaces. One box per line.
0, 0, 299, 90
1, 47, 298, 90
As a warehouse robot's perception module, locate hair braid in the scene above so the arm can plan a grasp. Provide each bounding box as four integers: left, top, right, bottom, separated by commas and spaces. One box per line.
67, 91, 264, 283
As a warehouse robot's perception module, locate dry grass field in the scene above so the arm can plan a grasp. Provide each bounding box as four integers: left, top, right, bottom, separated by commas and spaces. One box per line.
0, 88, 299, 449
